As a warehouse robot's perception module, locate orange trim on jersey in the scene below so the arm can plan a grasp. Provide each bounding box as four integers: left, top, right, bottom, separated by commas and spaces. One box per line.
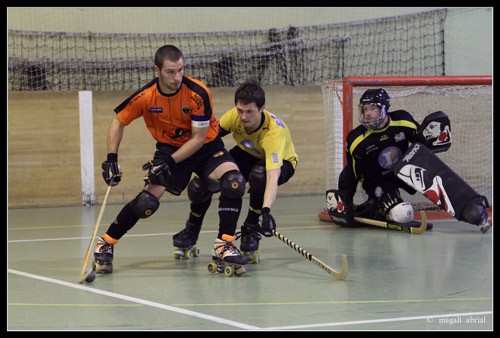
114, 76, 219, 146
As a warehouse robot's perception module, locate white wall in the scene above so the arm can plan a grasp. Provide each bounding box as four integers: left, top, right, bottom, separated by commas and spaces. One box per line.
444, 8, 492, 75
7, 7, 442, 33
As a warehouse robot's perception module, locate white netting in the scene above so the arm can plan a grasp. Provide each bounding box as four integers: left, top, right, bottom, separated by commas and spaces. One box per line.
323, 80, 493, 208
8, 9, 447, 91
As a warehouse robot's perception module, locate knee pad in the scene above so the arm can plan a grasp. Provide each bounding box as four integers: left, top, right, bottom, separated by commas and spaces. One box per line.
248, 164, 266, 195
386, 201, 414, 224
131, 191, 159, 219
220, 170, 246, 199
460, 196, 489, 225
187, 177, 212, 203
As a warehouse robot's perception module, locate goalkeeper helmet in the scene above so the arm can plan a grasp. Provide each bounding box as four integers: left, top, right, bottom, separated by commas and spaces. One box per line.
359, 88, 390, 129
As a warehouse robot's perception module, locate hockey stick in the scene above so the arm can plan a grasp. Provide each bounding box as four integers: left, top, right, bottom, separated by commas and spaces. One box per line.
273, 230, 348, 280
79, 185, 112, 283
354, 210, 428, 234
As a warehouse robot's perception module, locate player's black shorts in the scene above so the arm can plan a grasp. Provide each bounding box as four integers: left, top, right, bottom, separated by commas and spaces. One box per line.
229, 146, 295, 185
152, 137, 234, 195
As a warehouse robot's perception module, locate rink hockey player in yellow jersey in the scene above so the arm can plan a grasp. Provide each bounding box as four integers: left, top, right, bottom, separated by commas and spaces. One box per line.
172, 80, 299, 263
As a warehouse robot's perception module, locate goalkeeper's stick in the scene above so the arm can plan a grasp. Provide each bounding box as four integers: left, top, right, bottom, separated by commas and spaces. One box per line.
355, 210, 428, 234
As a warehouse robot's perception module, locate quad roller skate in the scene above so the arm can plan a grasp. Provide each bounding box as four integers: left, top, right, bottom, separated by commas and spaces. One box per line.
208, 234, 250, 277
172, 222, 201, 259
240, 223, 262, 264
94, 236, 114, 274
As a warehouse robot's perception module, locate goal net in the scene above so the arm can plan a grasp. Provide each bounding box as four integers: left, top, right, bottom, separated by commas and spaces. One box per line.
8, 9, 448, 91
323, 76, 492, 210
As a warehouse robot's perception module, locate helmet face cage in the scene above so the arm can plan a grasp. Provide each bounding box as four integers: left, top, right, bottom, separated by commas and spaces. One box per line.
359, 88, 390, 129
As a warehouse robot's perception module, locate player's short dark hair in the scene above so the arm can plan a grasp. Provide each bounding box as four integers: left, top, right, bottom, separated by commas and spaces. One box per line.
154, 45, 184, 69
234, 79, 265, 109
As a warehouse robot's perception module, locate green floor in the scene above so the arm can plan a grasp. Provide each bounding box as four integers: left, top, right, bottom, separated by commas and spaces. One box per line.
8, 194, 493, 330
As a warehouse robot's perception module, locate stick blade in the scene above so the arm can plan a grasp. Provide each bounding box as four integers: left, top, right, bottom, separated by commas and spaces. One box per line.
409, 211, 428, 234
79, 269, 96, 284
333, 254, 348, 280
79, 263, 96, 284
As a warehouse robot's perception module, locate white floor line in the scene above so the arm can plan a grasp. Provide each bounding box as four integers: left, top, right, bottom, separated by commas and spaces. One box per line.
8, 232, 186, 244
9, 236, 95, 243
171, 297, 491, 307
7, 225, 331, 244
9, 224, 91, 231
8, 269, 260, 330
263, 311, 493, 330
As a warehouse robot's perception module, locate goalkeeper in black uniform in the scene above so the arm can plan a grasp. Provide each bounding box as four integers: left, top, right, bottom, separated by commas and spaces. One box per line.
326, 88, 491, 232
327, 88, 421, 226
327, 88, 490, 229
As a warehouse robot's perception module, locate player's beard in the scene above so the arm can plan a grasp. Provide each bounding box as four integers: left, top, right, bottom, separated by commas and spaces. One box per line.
159, 77, 181, 94
360, 109, 387, 129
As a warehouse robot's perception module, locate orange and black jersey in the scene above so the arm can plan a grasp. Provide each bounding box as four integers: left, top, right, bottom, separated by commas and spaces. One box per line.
114, 76, 219, 147
339, 110, 420, 203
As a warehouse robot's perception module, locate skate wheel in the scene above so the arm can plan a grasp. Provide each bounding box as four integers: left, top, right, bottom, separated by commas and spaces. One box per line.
208, 262, 218, 273
191, 247, 200, 257
182, 249, 191, 259
173, 250, 186, 260
224, 265, 234, 277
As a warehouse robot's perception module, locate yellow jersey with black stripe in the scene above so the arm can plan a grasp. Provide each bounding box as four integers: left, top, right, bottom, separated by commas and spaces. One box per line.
338, 110, 419, 202
219, 108, 298, 171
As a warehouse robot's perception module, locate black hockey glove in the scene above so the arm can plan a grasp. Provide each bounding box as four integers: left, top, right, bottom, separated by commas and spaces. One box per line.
260, 207, 276, 237
143, 154, 176, 187
102, 153, 122, 186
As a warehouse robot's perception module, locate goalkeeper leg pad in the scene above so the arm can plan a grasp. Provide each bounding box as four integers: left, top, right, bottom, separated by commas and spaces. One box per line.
394, 142, 489, 226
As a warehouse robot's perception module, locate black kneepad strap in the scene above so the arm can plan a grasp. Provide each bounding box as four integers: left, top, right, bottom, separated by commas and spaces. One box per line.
248, 164, 266, 195
187, 177, 212, 203
131, 191, 159, 218
220, 170, 246, 199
